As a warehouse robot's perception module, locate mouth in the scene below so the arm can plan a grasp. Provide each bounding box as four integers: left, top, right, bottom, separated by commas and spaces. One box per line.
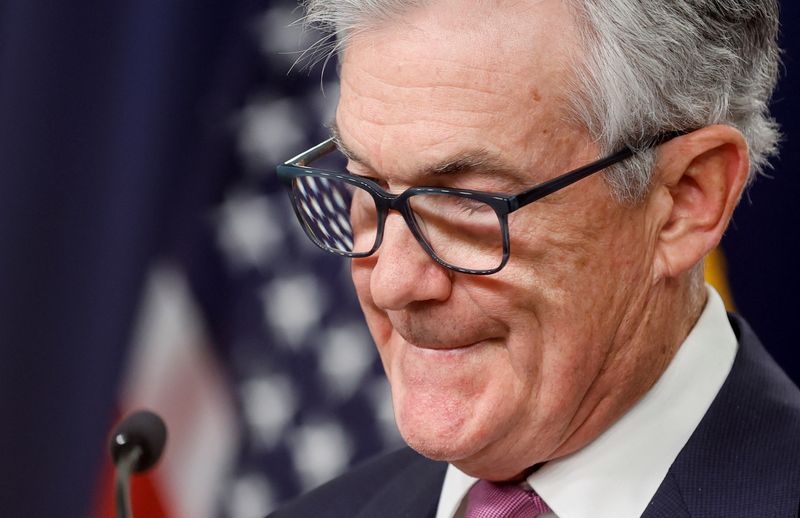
398, 333, 492, 353
385, 312, 504, 353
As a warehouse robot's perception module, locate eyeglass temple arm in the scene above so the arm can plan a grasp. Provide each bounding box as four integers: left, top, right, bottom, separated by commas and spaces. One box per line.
285, 137, 337, 166
512, 131, 687, 209
513, 147, 633, 208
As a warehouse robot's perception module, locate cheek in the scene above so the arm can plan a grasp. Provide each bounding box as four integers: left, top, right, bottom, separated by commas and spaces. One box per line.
505, 195, 648, 306
493, 207, 637, 382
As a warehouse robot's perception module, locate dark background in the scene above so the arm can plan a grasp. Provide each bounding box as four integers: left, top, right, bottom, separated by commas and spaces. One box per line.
723, 5, 800, 371
0, 1, 797, 516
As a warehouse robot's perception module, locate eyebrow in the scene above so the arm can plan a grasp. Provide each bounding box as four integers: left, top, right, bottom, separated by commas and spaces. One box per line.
328, 119, 522, 182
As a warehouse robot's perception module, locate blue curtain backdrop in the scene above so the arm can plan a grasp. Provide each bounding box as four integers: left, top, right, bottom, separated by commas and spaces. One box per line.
0, 2, 797, 517
0, 1, 262, 515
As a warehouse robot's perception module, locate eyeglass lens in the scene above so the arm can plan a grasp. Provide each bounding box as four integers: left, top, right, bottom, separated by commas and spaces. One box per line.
406, 193, 504, 271
291, 175, 504, 272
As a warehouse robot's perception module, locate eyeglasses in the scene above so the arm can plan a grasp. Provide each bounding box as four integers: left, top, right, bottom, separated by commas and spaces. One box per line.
276, 133, 681, 275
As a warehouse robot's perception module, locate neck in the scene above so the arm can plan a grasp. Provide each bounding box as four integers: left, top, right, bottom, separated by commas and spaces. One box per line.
548, 272, 708, 461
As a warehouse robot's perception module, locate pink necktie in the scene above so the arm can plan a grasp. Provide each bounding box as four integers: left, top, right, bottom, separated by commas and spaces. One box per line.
464, 480, 551, 518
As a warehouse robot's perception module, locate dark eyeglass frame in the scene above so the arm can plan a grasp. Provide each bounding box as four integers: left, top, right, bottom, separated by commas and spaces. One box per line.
276, 132, 683, 275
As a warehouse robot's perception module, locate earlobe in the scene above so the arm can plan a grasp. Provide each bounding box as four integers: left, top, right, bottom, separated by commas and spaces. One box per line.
651, 125, 749, 280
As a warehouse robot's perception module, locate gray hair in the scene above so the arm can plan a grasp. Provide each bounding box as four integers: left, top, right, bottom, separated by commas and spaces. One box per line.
302, 0, 781, 202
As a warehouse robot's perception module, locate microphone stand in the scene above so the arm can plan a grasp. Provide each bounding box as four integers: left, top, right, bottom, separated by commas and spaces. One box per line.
114, 444, 143, 518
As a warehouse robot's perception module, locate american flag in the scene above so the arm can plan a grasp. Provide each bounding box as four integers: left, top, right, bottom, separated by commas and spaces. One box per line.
115, 3, 402, 516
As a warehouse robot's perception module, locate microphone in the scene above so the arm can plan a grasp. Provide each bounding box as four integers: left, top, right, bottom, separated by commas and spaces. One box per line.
109, 410, 168, 518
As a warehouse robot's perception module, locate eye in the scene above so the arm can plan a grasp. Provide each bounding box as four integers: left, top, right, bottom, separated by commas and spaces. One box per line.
455, 197, 493, 215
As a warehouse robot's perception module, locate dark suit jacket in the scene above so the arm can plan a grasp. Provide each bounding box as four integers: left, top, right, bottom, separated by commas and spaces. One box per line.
269, 315, 800, 517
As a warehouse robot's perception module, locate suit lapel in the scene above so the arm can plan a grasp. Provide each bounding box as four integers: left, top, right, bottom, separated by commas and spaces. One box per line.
644, 314, 800, 517
355, 454, 447, 518
640, 472, 691, 518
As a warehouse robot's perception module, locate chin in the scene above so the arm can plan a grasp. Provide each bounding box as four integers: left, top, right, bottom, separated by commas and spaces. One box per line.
400, 425, 482, 462
385, 341, 520, 462
401, 422, 525, 481
391, 387, 497, 463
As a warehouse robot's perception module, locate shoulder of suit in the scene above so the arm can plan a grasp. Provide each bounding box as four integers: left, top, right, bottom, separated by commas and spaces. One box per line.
660, 314, 800, 515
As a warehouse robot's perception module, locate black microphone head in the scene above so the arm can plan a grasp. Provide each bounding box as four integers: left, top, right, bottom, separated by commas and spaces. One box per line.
109, 410, 168, 473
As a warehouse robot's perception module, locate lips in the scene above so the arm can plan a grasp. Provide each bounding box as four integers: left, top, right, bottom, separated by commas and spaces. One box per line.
387, 317, 497, 352
377, 303, 507, 354
404, 336, 483, 351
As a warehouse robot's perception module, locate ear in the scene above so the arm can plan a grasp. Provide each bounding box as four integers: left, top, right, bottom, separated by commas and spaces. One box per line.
648, 125, 750, 280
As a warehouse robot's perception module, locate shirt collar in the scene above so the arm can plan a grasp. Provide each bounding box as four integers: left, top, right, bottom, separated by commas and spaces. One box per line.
436, 285, 738, 518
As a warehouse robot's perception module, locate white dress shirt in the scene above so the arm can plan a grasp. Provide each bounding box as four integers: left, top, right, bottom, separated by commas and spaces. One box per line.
436, 285, 738, 518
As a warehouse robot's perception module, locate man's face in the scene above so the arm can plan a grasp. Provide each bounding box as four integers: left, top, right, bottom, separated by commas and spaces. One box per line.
336, 0, 658, 478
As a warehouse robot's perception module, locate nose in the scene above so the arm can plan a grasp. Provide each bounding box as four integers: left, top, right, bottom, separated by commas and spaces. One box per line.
367, 212, 453, 310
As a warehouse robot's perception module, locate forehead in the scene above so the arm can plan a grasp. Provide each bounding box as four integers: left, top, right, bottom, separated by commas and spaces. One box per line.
335, 0, 584, 183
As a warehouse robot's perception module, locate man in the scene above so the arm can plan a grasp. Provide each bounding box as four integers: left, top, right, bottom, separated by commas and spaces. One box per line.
271, 0, 800, 516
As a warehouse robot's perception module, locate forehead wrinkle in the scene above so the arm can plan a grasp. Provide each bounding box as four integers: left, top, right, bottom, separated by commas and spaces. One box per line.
343, 57, 513, 125
343, 31, 530, 114
356, 55, 512, 99
338, 38, 547, 142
